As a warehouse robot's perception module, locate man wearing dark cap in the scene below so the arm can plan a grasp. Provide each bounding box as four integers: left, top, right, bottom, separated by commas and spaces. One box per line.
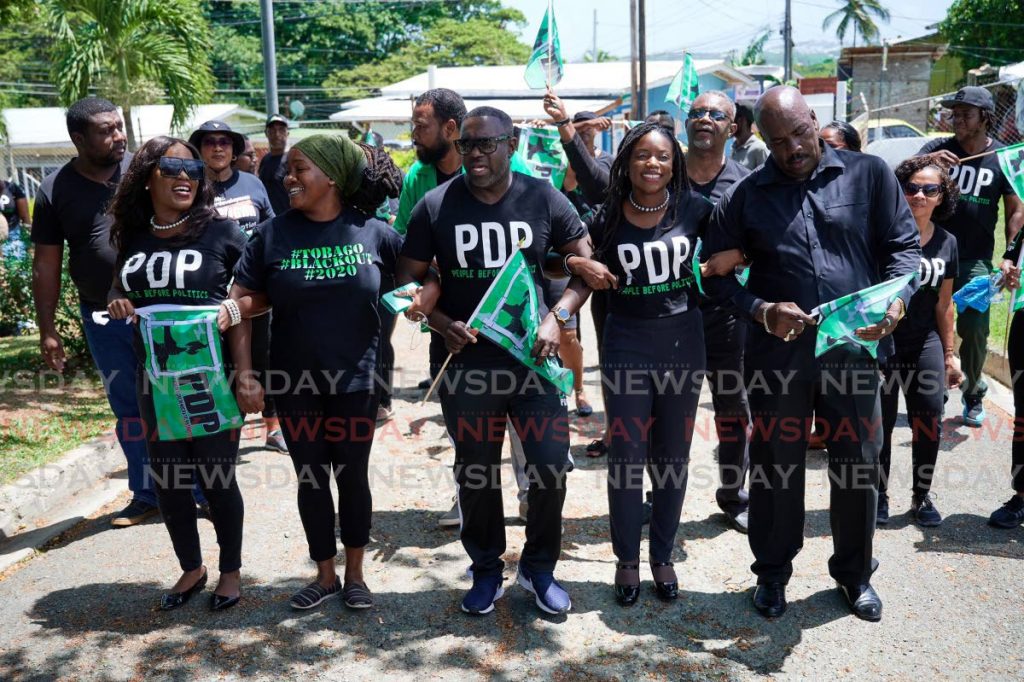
190, 119, 283, 452
258, 114, 291, 216
918, 86, 1024, 428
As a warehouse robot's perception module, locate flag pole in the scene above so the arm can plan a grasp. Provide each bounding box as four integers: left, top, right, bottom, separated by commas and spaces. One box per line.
678, 51, 687, 119
959, 148, 1000, 163
421, 352, 452, 403
546, 0, 554, 89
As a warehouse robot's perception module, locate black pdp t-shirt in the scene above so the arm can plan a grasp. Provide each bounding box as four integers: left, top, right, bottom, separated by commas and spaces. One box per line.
690, 159, 750, 204
0, 180, 26, 230
31, 156, 132, 310
257, 153, 290, 216
402, 173, 587, 363
213, 169, 275, 237
589, 190, 713, 319
918, 136, 1013, 261
894, 226, 959, 346
234, 207, 403, 392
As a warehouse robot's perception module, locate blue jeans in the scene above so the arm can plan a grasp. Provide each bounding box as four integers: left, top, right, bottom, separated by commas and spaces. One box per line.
79, 305, 206, 507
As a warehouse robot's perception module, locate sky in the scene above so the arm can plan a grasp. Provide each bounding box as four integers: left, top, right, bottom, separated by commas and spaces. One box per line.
510, 0, 957, 62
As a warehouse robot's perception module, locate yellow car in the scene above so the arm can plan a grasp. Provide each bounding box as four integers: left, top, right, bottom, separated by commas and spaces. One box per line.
861, 118, 926, 144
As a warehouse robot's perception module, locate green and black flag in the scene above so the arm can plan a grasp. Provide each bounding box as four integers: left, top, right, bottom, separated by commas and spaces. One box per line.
666, 53, 700, 111
810, 273, 916, 359
524, 1, 564, 90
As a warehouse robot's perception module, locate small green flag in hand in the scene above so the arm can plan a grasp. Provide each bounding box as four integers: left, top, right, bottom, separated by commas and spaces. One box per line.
524, 3, 563, 90
137, 304, 243, 441
666, 53, 700, 110
516, 126, 569, 189
997, 142, 1024, 201
467, 250, 574, 394
810, 273, 916, 359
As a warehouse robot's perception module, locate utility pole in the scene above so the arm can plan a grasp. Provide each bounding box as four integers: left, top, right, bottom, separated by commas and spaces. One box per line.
637, 0, 647, 120
259, 0, 279, 115
782, 0, 793, 82
629, 0, 638, 119
592, 9, 598, 63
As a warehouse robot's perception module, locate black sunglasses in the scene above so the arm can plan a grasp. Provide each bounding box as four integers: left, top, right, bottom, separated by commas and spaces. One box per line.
158, 157, 205, 181
454, 135, 512, 156
687, 108, 731, 122
903, 182, 942, 198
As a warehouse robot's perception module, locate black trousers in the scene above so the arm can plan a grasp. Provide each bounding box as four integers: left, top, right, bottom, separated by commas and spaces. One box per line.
436, 359, 572, 577
746, 349, 881, 586
251, 313, 276, 419
1008, 313, 1024, 492
603, 310, 705, 563
702, 303, 751, 515
138, 373, 244, 573
880, 331, 945, 498
276, 386, 380, 561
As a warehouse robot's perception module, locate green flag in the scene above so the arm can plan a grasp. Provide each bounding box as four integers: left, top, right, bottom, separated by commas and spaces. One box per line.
524, 3, 563, 90
692, 238, 704, 295
810, 273, 916, 359
516, 125, 569, 189
137, 304, 243, 441
467, 250, 574, 394
666, 53, 700, 110
997, 142, 1024, 200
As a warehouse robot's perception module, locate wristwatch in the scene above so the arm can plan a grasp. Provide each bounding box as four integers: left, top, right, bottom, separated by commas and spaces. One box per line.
550, 304, 572, 326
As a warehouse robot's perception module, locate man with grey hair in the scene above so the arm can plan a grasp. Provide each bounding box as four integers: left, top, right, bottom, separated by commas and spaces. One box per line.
704, 86, 920, 622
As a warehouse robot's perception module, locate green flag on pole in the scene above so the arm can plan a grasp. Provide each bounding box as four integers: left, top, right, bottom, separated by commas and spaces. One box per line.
810, 273, 916, 359
997, 141, 1024, 201
136, 304, 243, 441
666, 53, 700, 111
467, 250, 574, 394
516, 125, 569, 189
524, 1, 563, 90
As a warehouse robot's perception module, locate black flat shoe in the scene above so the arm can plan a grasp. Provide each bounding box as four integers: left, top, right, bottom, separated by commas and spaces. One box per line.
210, 593, 241, 611
614, 562, 640, 606
160, 568, 208, 611
650, 562, 678, 601
753, 582, 787, 618
838, 582, 882, 622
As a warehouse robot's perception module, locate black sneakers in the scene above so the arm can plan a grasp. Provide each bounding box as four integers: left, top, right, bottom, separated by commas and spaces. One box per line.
911, 493, 943, 527
875, 493, 889, 526
988, 495, 1024, 529
111, 499, 160, 528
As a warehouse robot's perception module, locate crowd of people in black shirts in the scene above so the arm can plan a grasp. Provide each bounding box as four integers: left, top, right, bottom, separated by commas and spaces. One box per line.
15, 79, 1024, 623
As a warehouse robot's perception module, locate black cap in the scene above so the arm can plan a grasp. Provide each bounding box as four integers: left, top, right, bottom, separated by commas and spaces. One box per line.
188, 120, 246, 156
939, 86, 994, 113
266, 114, 289, 128
572, 111, 598, 124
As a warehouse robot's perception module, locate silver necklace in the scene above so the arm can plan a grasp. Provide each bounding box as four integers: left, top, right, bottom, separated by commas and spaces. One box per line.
150, 213, 190, 231
629, 190, 670, 213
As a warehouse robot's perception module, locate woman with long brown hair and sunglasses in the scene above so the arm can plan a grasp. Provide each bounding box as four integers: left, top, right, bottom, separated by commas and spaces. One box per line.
106, 136, 264, 612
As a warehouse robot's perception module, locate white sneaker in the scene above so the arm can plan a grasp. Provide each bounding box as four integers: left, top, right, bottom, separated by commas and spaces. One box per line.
438, 498, 461, 528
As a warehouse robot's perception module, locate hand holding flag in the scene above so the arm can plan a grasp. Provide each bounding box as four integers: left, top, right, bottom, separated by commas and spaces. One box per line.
810, 273, 916, 359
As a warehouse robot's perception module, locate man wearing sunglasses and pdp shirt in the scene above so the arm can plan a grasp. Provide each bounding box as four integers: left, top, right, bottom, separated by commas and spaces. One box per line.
397, 106, 615, 617
917, 87, 1024, 429
189, 120, 283, 453
30, 97, 167, 527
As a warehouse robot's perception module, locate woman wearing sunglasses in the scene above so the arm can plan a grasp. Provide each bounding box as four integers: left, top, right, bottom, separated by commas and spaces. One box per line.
106, 136, 264, 611
582, 121, 709, 606
875, 157, 962, 527
229, 135, 403, 611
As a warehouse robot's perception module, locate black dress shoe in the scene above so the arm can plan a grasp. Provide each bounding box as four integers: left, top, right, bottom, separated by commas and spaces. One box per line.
210, 593, 241, 611
753, 582, 787, 618
160, 569, 208, 611
614, 563, 640, 606
650, 562, 678, 601
838, 582, 882, 622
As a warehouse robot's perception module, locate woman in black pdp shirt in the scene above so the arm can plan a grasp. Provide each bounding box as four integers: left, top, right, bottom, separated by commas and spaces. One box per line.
106, 136, 263, 612
230, 135, 403, 611
579, 122, 711, 606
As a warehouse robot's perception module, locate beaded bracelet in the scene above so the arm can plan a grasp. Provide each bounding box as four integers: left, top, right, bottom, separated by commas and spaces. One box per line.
222, 299, 242, 327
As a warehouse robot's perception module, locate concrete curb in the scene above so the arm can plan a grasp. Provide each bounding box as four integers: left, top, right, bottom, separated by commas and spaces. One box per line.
984, 347, 1016, 417
0, 433, 125, 542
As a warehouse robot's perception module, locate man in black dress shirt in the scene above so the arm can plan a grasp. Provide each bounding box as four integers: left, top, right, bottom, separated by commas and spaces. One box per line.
705, 86, 920, 622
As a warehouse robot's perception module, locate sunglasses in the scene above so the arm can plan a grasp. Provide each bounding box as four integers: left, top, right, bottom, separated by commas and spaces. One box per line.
903, 182, 942, 198
687, 108, 731, 122
158, 157, 205, 181
202, 136, 234, 148
454, 135, 512, 156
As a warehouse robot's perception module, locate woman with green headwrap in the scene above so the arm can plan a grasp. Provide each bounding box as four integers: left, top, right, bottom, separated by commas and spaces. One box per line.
230, 134, 404, 610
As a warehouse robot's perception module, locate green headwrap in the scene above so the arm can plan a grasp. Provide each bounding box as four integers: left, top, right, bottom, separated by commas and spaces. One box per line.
293, 134, 367, 197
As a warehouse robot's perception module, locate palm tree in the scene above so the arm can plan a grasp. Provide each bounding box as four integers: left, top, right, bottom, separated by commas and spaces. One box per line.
46, 0, 214, 150
822, 0, 892, 48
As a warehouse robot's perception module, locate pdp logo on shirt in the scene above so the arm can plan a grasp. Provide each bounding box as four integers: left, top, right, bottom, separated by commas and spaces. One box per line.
455, 222, 534, 268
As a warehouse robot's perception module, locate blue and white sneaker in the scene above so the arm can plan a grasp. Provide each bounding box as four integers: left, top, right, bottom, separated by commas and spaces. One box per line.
962, 396, 985, 428
461, 574, 504, 615
517, 565, 571, 615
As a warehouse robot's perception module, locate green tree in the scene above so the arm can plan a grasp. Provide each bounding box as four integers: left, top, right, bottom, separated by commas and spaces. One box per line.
940, 0, 1024, 72
323, 17, 529, 100
738, 28, 772, 66
822, 0, 891, 47
584, 49, 618, 63
46, 0, 214, 150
